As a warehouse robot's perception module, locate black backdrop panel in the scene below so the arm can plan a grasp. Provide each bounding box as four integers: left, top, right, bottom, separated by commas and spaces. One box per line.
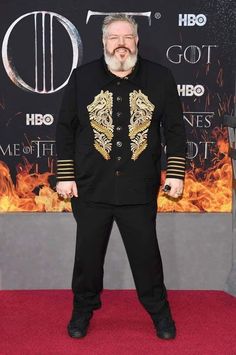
0, 0, 235, 212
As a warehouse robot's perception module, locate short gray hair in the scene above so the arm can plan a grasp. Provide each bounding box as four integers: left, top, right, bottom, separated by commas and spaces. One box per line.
102, 14, 138, 38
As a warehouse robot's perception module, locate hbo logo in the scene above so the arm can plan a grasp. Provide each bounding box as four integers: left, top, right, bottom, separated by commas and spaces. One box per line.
26, 113, 54, 125
179, 14, 207, 27
177, 85, 205, 97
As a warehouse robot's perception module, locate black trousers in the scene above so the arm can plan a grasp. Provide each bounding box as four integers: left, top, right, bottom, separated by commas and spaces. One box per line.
70, 196, 171, 321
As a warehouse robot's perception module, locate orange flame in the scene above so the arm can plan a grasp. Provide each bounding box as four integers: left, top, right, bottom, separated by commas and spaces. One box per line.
0, 149, 232, 212
0, 122, 233, 212
158, 155, 232, 212
158, 127, 232, 212
0, 159, 71, 212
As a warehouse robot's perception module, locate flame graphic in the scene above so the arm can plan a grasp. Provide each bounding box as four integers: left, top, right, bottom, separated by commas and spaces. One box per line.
0, 139, 232, 212
158, 126, 232, 212
0, 158, 71, 212
158, 156, 231, 212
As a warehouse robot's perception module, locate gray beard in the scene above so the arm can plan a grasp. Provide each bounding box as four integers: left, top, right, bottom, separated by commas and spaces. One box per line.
104, 49, 138, 72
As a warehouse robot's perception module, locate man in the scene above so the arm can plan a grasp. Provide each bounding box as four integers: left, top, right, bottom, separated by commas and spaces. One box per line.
56, 14, 186, 340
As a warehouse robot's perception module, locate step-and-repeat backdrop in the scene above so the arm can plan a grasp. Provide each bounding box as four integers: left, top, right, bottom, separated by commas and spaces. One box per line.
0, 1, 235, 212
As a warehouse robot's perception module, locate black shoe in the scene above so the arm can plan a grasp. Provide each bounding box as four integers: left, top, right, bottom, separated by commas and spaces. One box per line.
154, 316, 176, 340
67, 310, 93, 338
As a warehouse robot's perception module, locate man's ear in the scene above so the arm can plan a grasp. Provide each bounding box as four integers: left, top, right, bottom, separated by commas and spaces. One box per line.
135, 35, 139, 46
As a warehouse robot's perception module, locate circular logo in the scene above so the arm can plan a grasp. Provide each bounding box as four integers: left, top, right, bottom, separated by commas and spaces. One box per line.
43, 114, 54, 125
194, 85, 205, 96
196, 14, 207, 26
2, 11, 83, 94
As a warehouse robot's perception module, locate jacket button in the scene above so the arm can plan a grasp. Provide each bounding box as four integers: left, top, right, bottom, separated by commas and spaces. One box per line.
116, 156, 122, 161
115, 170, 121, 176
116, 126, 122, 131
116, 112, 122, 117
117, 81, 121, 86
116, 96, 122, 102
116, 141, 122, 147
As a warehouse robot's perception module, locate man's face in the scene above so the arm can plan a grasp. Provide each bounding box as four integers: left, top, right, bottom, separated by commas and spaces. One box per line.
103, 21, 139, 71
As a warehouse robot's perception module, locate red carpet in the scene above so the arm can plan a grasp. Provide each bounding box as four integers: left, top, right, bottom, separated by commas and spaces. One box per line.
1, 290, 236, 355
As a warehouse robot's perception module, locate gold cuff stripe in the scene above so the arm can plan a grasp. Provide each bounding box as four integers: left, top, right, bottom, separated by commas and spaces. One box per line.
57, 171, 74, 174
166, 173, 185, 177
57, 163, 74, 166
167, 160, 185, 165
57, 171, 75, 175
167, 165, 185, 170
57, 159, 74, 162
167, 163, 185, 168
167, 159, 185, 163
57, 176, 75, 179
167, 164, 185, 169
168, 156, 185, 161
57, 167, 74, 171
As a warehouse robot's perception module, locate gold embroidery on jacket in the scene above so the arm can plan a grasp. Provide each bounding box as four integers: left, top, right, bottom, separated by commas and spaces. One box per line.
87, 90, 114, 160
129, 90, 155, 160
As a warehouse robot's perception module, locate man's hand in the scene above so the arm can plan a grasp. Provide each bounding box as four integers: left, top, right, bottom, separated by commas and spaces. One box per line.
56, 181, 78, 199
163, 178, 184, 198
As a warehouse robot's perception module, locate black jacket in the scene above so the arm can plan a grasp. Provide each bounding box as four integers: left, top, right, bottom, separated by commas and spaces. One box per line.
56, 55, 186, 205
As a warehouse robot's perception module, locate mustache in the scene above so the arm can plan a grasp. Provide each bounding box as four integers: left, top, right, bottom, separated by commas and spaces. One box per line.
112, 46, 131, 54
